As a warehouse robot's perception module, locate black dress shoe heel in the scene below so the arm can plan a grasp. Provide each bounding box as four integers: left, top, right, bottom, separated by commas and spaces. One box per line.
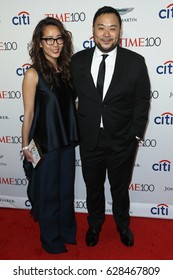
118, 227, 134, 247
86, 227, 100, 247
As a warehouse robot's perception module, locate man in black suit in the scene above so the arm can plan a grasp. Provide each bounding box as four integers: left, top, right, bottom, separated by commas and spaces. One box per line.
71, 6, 150, 247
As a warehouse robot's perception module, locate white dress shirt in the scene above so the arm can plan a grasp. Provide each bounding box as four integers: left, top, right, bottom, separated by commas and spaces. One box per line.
91, 46, 117, 126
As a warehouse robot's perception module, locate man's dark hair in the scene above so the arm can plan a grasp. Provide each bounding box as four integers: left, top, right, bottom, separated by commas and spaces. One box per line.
93, 6, 122, 27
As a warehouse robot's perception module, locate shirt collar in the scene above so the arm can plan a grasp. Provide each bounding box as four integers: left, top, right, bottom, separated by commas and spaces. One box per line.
94, 46, 117, 58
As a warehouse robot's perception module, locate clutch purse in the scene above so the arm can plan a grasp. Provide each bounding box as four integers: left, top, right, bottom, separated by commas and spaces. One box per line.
28, 139, 44, 168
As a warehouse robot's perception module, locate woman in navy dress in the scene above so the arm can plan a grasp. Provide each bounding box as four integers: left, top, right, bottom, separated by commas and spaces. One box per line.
21, 17, 78, 254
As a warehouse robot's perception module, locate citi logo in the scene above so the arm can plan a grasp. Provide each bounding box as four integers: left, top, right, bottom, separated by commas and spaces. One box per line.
16, 63, 31, 76
25, 200, 31, 208
154, 112, 173, 125
156, 60, 173, 74
12, 11, 30, 25
20, 115, 24, 122
159, 3, 173, 19
152, 160, 171, 172
83, 36, 95, 49
151, 204, 169, 216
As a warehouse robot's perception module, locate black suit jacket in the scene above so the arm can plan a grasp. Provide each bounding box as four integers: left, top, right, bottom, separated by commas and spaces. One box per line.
71, 45, 150, 151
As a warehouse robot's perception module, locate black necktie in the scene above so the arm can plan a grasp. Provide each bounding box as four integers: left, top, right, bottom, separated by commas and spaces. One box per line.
96, 54, 108, 99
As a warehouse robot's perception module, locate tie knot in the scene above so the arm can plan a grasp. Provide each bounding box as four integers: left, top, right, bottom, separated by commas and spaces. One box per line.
102, 54, 108, 61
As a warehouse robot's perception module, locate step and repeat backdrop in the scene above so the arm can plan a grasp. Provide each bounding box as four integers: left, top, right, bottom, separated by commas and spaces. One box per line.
0, 0, 173, 219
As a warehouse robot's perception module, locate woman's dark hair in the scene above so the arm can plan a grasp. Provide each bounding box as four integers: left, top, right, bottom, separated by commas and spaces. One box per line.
29, 17, 73, 86
93, 6, 122, 28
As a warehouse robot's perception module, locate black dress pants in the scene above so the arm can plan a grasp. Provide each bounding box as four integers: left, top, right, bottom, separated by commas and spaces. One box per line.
27, 145, 76, 253
80, 129, 138, 230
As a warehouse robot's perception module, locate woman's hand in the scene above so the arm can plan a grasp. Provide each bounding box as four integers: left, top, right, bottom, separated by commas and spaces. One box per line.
23, 149, 34, 163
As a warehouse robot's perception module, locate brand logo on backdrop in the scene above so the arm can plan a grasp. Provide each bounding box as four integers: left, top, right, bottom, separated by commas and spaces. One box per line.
154, 112, 173, 125
83, 36, 95, 49
141, 139, 157, 148
120, 37, 161, 48
0, 116, 9, 120
0, 90, 21, 99
0, 41, 18, 51
16, 63, 31, 76
20, 115, 24, 122
164, 186, 173, 191
159, 3, 173, 19
12, 11, 30, 25
83, 36, 161, 50
75, 159, 82, 167
129, 183, 155, 192
45, 12, 86, 22
74, 200, 87, 209
25, 200, 31, 208
150, 90, 159, 99
152, 160, 171, 172
0, 136, 22, 144
117, 7, 137, 23
0, 197, 15, 204
156, 60, 173, 74
151, 204, 169, 216
117, 8, 134, 15
0, 177, 27, 186
106, 201, 113, 213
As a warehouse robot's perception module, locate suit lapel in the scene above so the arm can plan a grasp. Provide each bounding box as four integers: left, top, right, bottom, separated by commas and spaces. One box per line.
79, 48, 102, 101
104, 46, 123, 101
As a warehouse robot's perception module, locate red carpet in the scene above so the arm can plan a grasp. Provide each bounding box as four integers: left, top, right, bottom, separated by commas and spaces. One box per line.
0, 208, 173, 260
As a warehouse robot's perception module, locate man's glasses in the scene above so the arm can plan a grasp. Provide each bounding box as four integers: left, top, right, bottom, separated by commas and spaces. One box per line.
41, 37, 64, 45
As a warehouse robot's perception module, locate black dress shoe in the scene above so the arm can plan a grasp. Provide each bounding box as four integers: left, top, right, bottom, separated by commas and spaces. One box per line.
86, 227, 100, 246
118, 227, 134, 246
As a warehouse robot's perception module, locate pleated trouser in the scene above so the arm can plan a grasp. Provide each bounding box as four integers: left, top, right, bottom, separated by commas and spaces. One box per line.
28, 145, 77, 253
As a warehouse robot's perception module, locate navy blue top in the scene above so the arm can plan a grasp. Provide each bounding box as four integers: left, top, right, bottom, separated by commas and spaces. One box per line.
29, 69, 79, 153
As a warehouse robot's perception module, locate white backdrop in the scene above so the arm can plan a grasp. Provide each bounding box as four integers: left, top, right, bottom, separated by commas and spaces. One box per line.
1, 0, 173, 219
